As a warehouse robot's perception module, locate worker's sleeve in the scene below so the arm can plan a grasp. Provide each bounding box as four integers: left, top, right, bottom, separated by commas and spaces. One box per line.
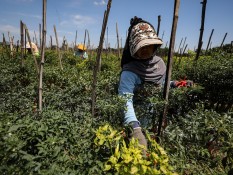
118, 71, 142, 125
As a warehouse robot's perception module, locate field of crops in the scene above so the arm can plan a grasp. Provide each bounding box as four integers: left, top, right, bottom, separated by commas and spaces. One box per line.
0, 44, 232, 174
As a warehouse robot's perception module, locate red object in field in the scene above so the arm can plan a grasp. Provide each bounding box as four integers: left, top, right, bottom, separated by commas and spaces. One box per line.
175, 80, 187, 87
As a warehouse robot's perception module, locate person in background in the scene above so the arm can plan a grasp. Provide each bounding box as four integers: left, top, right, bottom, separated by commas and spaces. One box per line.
74, 44, 88, 59
118, 16, 166, 155
23, 42, 39, 56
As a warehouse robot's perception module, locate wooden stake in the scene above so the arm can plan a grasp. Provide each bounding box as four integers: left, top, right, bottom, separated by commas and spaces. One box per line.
205, 29, 214, 52
181, 37, 187, 55
74, 30, 77, 49
8, 32, 14, 58
161, 31, 165, 40
34, 30, 39, 48
20, 20, 24, 66
220, 32, 227, 49
24, 24, 39, 74
39, 23, 42, 49
158, 0, 180, 139
38, 0, 47, 112
53, 25, 63, 70
50, 35, 52, 49
105, 26, 108, 58
177, 38, 183, 53
195, 0, 207, 61
231, 41, 233, 56
83, 29, 87, 51
86, 29, 90, 52
91, 0, 112, 117
157, 15, 161, 36
116, 22, 120, 60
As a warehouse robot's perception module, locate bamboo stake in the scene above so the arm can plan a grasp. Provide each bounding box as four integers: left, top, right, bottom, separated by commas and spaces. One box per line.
39, 24, 42, 49
182, 44, 188, 55
220, 32, 227, 49
205, 29, 214, 52
34, 30, 39, 48
157, 15, 161, 36
177, 38, 183, 53
105, 26, 108, 58
181, 37, 187, 54
74, 30, 77, 49
24, 28, 27, 56
53, 25, 63, 70
20, 21, 24, 66
50, 35, 52, 49
120, 37, 122, 54
83, 29, 87, 51
2, 33, 6, 58
24, 24, 39, 74
195, 0, 207, 61
161, 31, 165, 40
8, 32, 14, 58
91, 0, 112, 117
116, 22, 120, 60
86, 29, 90, 53
178, 44, 188, 65
231, 41, 233, 57
158, 0, 180, 139
16, 40, 19, 53
2, 33, 6, 45
38, 0, 47, 112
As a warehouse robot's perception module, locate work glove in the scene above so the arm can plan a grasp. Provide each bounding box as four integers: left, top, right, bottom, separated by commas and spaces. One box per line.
129, 127, 147, 157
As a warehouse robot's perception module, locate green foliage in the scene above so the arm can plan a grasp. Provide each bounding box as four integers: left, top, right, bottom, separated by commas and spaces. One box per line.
172, 51, 233, 112
161, 106, 233, 174
0, 48, 232, 174
0, 110, 104, 174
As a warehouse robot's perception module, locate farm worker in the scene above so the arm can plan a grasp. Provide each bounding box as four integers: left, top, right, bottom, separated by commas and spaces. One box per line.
74, 44, 88, 59
23, 42, 39, 56
118, 16, 165, 155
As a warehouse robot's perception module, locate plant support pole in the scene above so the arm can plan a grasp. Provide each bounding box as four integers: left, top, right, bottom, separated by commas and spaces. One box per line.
157, 15, 161, 36
38, 0, 47, 112
116, 22, 120, 60
24, 24, 39, 74
39, 24, 42, 49
195, 0, 207, 61
158, 0, 180, 139
20, 20, 24, 67
53, 25, 63, 70
220, 32, 227, 49
91, 0, 112, 117
205, 29, 214, 52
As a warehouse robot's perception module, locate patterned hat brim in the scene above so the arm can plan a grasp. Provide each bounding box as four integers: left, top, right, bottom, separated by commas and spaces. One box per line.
131, 38, 163, 58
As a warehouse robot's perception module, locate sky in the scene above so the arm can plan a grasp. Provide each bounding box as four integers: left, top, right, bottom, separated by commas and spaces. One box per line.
0, 0, 232, 51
